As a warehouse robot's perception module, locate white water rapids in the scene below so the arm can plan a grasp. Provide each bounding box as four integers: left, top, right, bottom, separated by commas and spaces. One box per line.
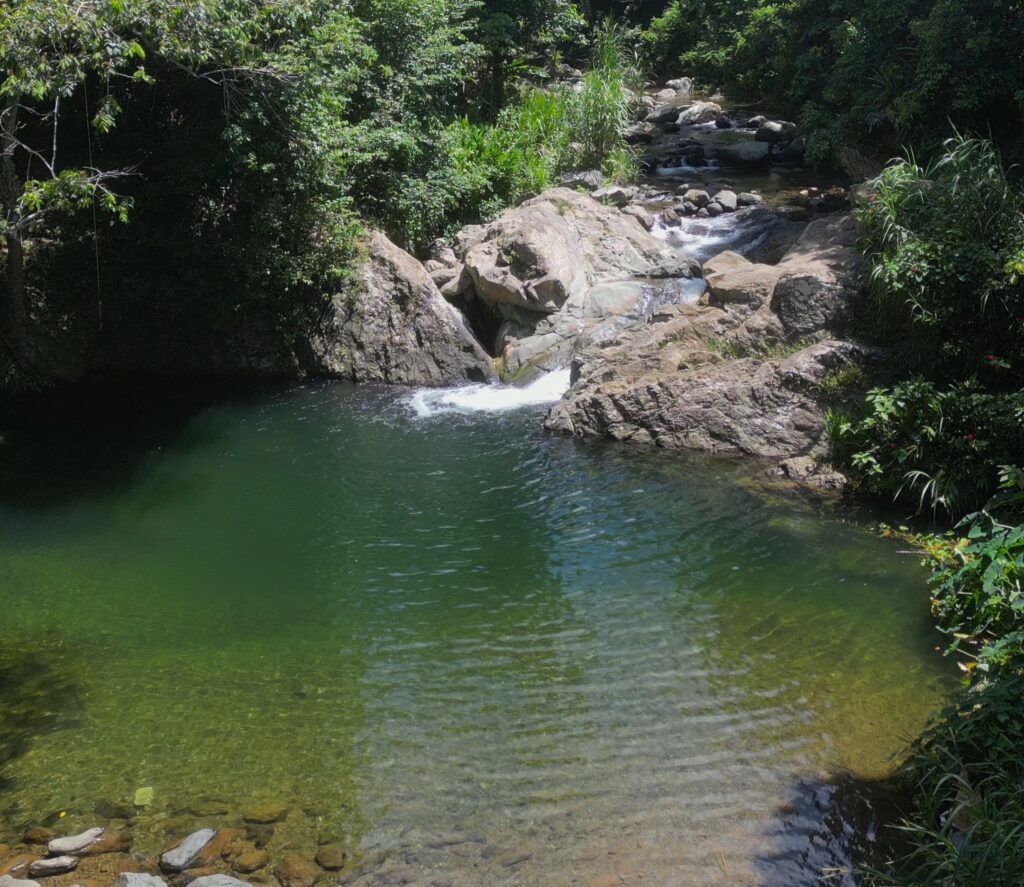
408, 367, 572, 417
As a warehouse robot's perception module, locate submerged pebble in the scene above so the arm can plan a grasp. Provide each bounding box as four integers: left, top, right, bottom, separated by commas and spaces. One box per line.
160, 829, 217, 872
0, 876, 41, 887
115, 875, 167, 887
48, 827, 105, 856
28, 857, 78, 877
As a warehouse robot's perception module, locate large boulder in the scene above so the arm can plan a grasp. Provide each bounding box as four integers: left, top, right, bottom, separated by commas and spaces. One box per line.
646, 104, 680, 124
677, 101, 722, 125
307, 232, 496, 385
546, 339, 871, 457
770, 214, 861, 338
544, 211, 867, 473
703, 252, 782, 308
457, 188, 697, 311
457, 189, 699, 380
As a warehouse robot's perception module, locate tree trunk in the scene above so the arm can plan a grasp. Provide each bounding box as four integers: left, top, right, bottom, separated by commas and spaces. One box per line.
1, 94, 28, 346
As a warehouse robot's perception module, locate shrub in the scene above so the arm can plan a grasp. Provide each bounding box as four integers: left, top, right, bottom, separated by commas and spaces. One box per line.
867, 469, 1024, 886
856, 136, 1024, 381
869, 668, 1024, 887
831, 136, 1024, 516
929, 466, 1024, 674
830, 380, 1024, 516
397, 18, 638, 247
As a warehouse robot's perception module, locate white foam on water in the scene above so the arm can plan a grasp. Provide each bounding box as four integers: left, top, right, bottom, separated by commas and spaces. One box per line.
654, 159, 720, 177
652, 213, 771, 263
408, 368, 572, 418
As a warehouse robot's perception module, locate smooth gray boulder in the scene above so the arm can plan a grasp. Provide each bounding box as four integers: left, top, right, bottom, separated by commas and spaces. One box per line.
770, 214, 861, 338
677, 101, 721, 125
48, 827, 105, 856
646, 104, 680, 124
307, 232, 496, 385
456, 188, 699, 380
458, 188, 696, 316
666, 77, 693, 94
713, 189, 738, 212
681, 189, 710, 207
703, 252, 781, 308
160, 829, 217, 872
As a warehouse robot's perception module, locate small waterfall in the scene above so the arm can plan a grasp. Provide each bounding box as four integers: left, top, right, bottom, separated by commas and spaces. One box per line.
407, 368, 572, 417
652, 211, 774, 263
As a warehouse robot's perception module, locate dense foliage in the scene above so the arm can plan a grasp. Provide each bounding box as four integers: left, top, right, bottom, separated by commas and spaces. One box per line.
1, 0, 637, 377
643, 0, 1024, 165
869, 469, 1024, 885
427, 20, 638, 237
822, 135, 1024, 887
830, 137, 1024, 516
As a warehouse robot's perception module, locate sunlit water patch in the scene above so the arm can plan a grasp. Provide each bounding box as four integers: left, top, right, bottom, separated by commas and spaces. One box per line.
0, 380, 954, 886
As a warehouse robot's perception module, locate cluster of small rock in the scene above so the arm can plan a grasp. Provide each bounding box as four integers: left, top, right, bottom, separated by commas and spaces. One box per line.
0, 825, 132, 886
624, 78, 808, 174
662, 186, 763, 221
0, 802, 349, 887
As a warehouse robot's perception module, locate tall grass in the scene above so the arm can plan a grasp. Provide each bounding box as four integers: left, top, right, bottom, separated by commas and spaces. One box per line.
856, 135, 1024, 381
832, 135, 1024, 515
438, 17, 638, 224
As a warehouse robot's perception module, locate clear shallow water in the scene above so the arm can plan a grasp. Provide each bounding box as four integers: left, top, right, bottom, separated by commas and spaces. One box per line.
0, 380, 953, 885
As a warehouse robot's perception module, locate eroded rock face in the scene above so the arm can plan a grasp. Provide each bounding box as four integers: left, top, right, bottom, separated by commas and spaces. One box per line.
770, 214, 862, 338
306, 232, 497, 386
545, 211, 866, 468
547, 338, 871, 457
455, 188, 699, 380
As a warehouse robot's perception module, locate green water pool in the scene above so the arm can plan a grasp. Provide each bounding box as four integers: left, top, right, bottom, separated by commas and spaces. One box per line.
0, 379, 954, 885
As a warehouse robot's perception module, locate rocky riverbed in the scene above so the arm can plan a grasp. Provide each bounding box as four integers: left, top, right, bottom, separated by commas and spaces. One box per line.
0, 802, 354, 887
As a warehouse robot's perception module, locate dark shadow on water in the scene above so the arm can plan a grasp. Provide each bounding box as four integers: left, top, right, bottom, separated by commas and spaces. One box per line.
0, 373, 285, 508
0, 648, 82, 822
752, 771, 910, 886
